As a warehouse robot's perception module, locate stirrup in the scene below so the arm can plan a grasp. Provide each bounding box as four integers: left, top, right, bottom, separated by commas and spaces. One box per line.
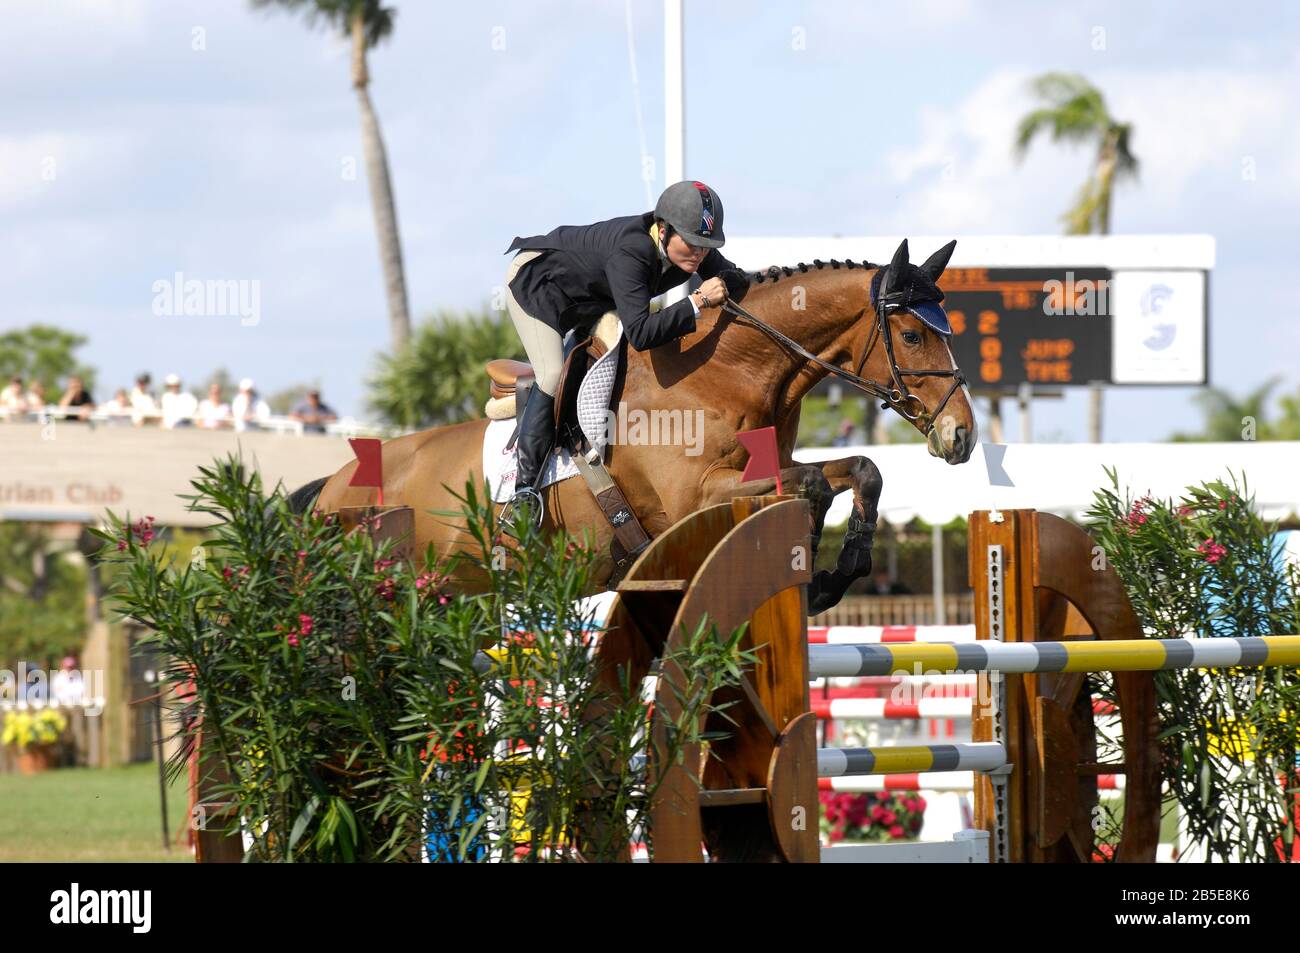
505, 485, 545, 530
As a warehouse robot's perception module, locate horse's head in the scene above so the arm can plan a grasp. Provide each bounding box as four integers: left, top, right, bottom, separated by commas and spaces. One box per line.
853, 239, 976, 464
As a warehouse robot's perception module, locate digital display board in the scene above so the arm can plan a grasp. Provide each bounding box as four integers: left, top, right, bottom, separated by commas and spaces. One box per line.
941, 268, 1113, 390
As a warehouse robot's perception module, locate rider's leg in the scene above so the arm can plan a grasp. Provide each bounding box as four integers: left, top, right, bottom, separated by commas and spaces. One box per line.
504, 252, 564, 521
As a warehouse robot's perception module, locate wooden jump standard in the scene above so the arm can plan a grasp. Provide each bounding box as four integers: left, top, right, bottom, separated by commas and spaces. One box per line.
597, 497, 1300, 863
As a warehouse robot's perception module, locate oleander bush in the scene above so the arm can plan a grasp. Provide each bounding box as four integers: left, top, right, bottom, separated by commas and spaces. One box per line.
94, 455, 746, 862
1087, 468, 1300, 863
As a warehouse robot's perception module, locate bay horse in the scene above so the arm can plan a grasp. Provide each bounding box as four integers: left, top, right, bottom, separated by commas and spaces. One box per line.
298, 239, 976, 612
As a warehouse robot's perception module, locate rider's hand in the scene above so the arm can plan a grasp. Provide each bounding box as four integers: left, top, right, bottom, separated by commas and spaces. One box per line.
695, 277, 728, 308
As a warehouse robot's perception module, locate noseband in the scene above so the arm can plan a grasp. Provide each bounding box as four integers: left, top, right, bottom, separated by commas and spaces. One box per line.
720, 274, 967, 438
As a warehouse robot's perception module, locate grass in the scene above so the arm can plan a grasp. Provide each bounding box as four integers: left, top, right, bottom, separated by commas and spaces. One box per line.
0, 761, 195, 863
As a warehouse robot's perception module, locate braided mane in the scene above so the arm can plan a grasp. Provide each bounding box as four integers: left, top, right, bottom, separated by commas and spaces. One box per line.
746, 258, 880, 285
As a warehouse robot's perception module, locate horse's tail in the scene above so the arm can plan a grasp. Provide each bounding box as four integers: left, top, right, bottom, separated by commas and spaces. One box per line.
286, 476, 330, 516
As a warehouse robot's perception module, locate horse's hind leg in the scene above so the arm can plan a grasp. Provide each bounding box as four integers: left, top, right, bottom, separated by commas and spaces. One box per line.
805, 456, 883, 614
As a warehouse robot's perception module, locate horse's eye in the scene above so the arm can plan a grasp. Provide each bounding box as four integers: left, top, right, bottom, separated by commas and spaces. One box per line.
902, 330, 921, 346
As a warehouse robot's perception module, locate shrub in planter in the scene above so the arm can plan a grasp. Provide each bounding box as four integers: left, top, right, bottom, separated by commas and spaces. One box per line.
2, 709, 68, 774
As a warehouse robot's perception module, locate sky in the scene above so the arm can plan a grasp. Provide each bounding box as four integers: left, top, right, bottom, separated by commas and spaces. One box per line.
3, 0, 1299, 441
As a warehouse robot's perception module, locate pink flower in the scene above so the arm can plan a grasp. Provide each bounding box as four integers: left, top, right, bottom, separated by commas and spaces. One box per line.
131, 516, 156, 546
287, 633, 299, 648
889, 824, 905, 838
298, 614, 314, 637
1197, 538, 1227, 564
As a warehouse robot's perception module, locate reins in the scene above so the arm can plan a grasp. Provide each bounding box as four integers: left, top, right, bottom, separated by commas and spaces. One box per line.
718, 282, 966, 436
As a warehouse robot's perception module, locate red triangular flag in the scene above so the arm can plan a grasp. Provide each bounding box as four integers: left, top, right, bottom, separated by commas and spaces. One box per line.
736, 426, 782, 494
348, 437, 384, 505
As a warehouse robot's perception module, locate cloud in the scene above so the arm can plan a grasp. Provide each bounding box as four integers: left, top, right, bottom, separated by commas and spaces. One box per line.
0, 132, 136, 212
873, 65, 1300, 235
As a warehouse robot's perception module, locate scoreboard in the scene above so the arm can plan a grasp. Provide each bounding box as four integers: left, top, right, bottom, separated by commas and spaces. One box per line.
941, 268, 1112, 389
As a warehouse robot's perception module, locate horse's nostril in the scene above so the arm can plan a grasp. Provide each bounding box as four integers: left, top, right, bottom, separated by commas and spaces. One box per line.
953, 426, 972, 459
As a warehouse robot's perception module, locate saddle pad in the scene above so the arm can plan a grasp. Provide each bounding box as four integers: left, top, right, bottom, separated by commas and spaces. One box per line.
483, 320, 624, 503
483, 418, 581, 503
576, 321, 624, 456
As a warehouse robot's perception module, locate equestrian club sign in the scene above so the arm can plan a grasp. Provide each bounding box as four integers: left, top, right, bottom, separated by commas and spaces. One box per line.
725, 235, 1211, 392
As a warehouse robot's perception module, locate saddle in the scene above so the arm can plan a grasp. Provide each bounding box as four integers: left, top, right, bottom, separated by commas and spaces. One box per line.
483, 313, 652, 583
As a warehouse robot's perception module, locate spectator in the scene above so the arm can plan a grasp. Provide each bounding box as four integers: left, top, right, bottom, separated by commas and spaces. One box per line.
197, 383, 230, 430
57, 376, 95, 421
160, 373, 198, 429
290, 389, 338, 434
26, 380, 47, 419
0, 376, 26, 417
867, 569, 912, 596
831, 419, 855, 448
230, 378, 271, 432
130, 373, 159, 426
100, 388, 132, 421
52, 656, 85, 707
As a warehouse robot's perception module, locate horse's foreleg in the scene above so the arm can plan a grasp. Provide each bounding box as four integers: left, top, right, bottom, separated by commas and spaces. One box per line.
803, 456, 883, 614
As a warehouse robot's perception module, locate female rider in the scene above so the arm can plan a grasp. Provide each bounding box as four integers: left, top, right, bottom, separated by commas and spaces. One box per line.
502, 180, 749, 524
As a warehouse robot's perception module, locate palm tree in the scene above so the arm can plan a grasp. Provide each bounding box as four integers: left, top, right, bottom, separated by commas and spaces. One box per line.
1014, 73, 1138, 235
1170, 378, 1283, 442
369, 307, 527, 429
252, 0, 412, 350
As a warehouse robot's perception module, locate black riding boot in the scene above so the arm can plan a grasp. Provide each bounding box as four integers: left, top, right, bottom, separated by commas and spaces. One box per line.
509, 387, 557, 527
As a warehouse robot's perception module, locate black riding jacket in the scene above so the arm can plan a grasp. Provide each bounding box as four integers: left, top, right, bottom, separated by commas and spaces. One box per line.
506, 211, 746, 351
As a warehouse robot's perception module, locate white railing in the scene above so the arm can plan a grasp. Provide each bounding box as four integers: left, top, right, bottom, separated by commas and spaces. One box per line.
0, 407, 400, 439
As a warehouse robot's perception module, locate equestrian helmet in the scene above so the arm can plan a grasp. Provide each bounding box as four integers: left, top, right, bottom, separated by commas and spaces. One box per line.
655, 180, 725, 248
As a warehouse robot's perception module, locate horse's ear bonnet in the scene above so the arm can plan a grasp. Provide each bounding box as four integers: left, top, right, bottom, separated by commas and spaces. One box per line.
869, 239, 957, 336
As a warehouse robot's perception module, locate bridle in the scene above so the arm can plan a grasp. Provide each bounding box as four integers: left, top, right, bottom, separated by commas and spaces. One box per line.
718, 269, 967, 437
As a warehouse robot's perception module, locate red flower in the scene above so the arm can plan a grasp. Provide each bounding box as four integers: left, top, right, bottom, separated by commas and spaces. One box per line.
889, 824, 905, 839
298, 614, 314, 637
1197, 538, 1227, 564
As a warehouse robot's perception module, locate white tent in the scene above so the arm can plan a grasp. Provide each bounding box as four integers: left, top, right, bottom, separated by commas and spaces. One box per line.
793, 441, 1300, 528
